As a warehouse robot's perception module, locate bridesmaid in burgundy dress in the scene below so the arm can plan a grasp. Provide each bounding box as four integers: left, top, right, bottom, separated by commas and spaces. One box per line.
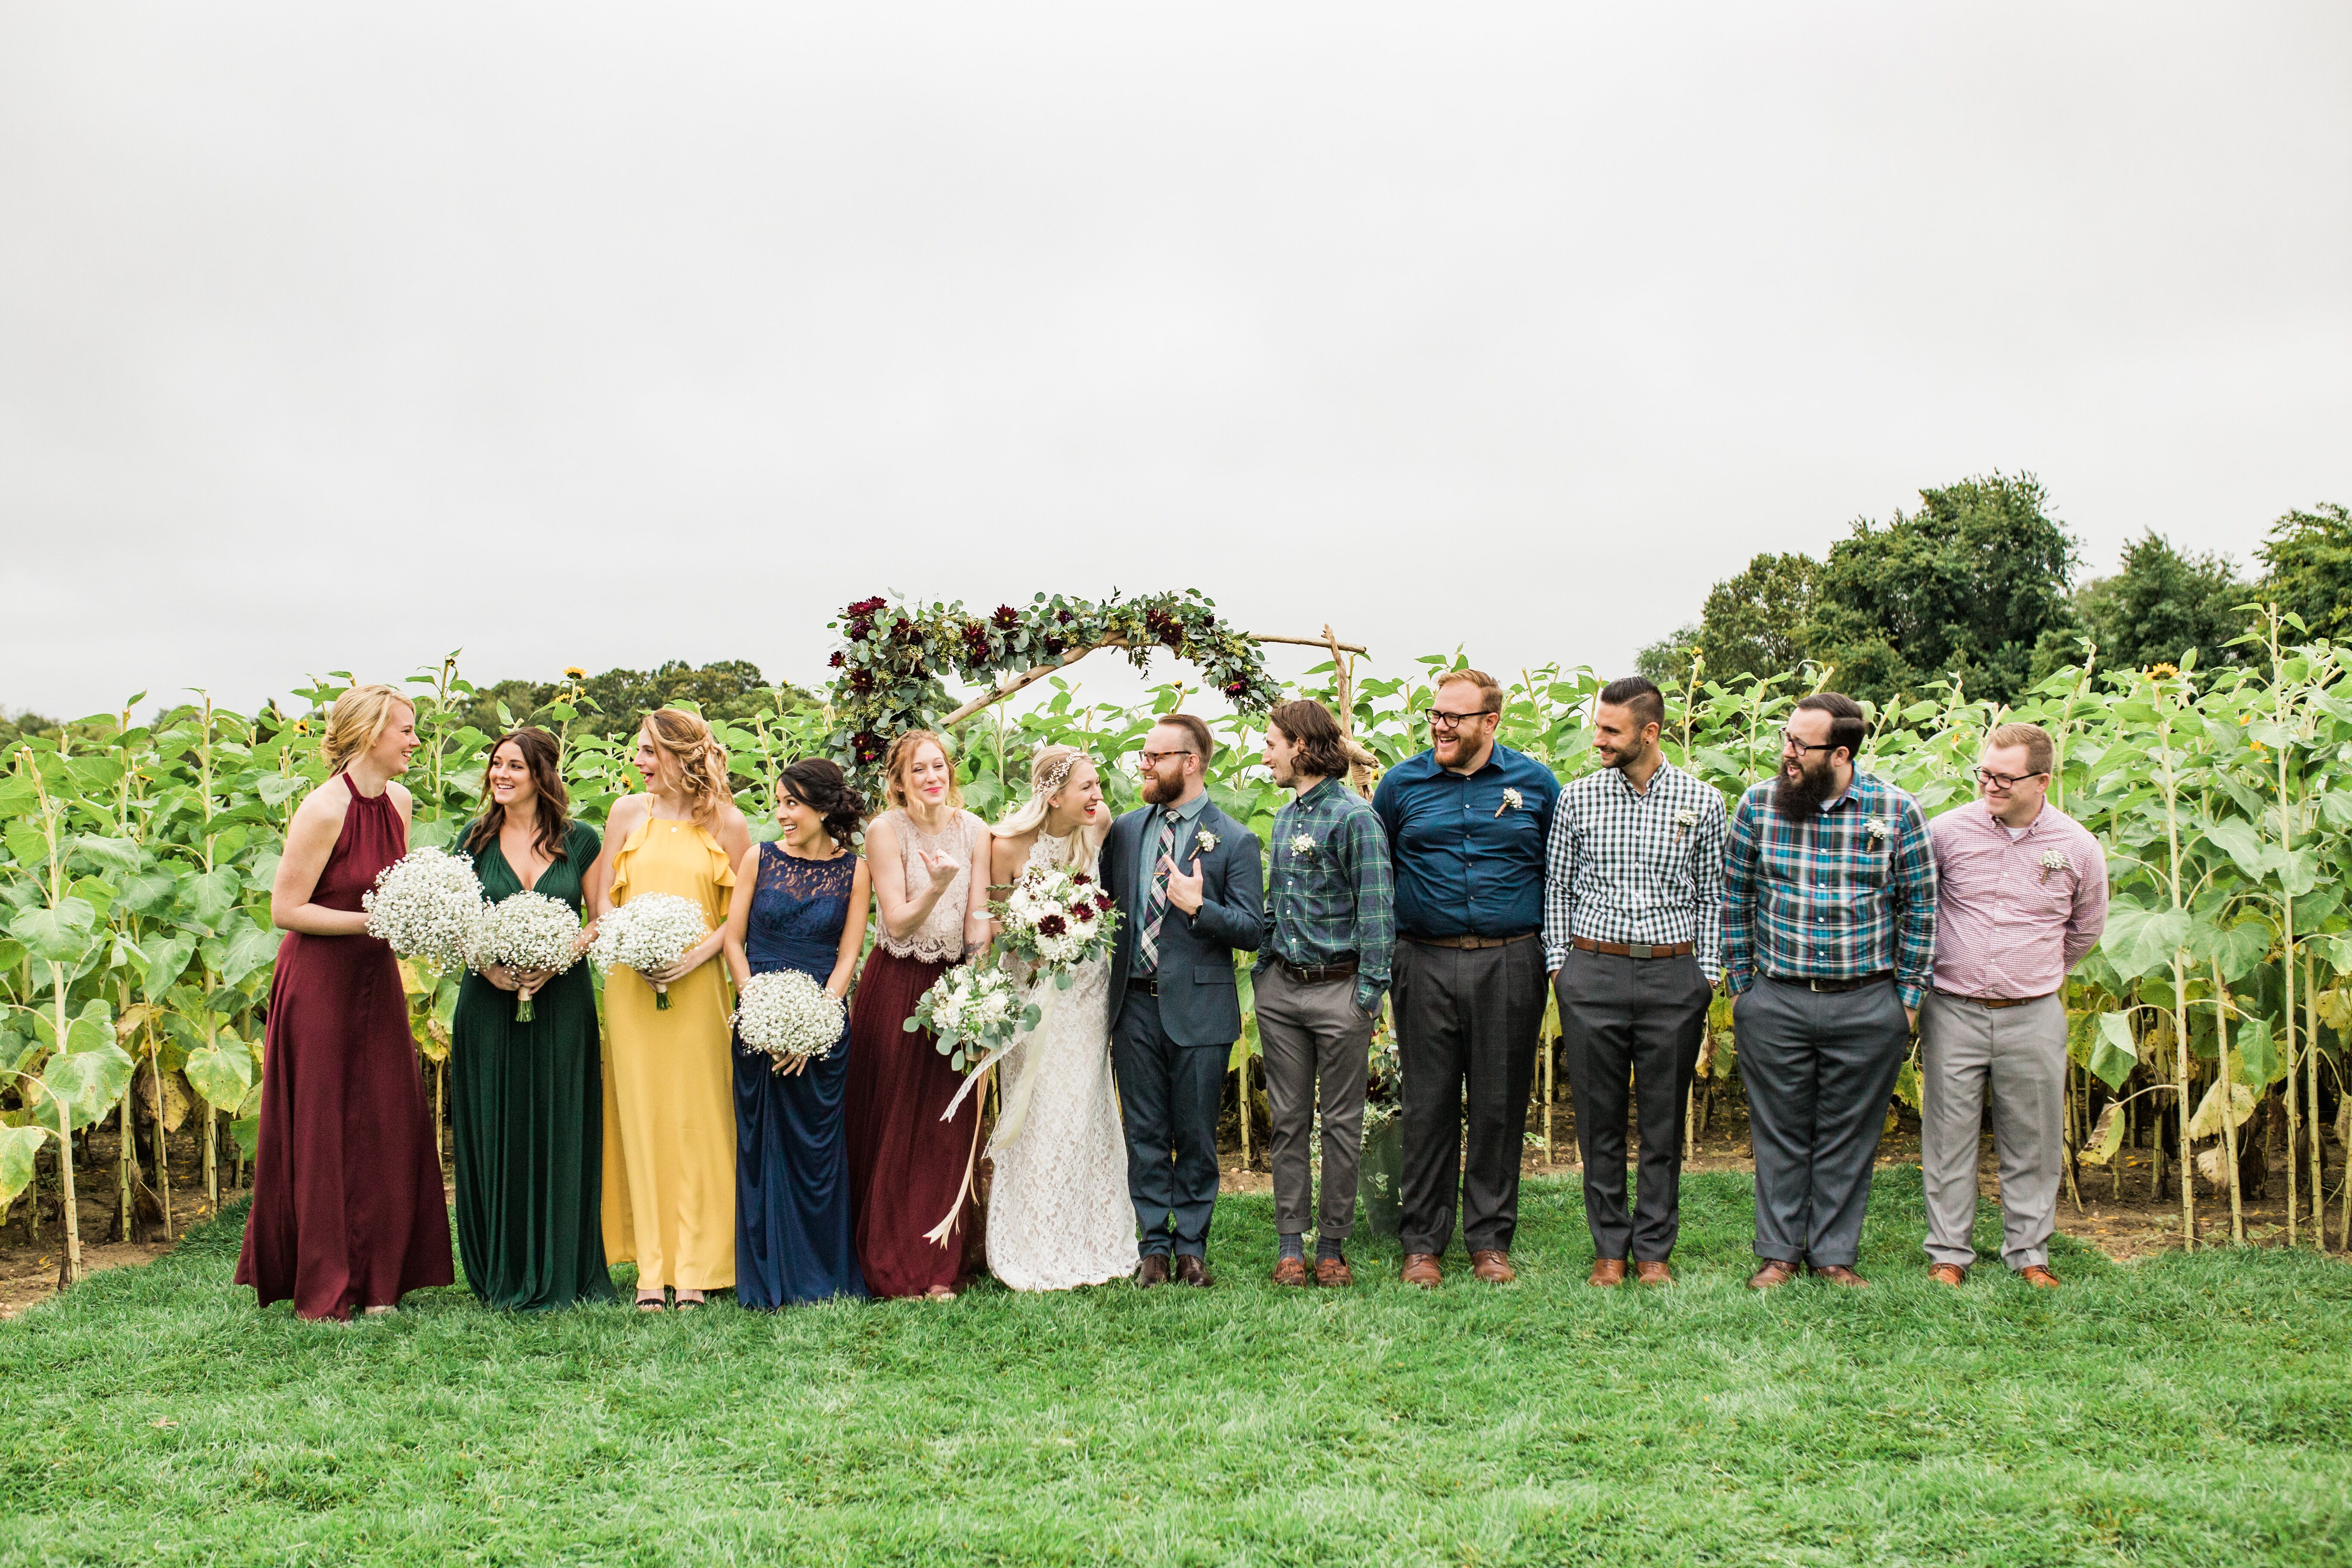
236, 684, 454, 1320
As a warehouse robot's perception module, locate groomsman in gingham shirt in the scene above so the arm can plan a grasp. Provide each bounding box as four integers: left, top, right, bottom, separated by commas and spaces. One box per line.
1543, 677, 1726, 1287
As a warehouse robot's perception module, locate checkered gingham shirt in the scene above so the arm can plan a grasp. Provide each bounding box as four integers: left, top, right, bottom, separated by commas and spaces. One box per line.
1722, 770, 1939, 1009
1541, 760, 1727, 982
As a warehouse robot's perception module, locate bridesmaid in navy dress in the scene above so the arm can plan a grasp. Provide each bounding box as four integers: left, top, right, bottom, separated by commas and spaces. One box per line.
720, 759, 873, 1308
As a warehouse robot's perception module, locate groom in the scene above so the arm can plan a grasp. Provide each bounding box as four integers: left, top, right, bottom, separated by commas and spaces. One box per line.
1104, 713, 1265, 1287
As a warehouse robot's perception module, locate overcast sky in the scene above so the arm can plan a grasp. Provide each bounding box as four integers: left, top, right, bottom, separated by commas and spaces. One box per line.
3, 4, 2347, 721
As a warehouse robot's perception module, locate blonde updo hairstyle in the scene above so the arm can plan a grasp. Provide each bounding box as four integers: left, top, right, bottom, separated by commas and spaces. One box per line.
318, 684, 414, 775
640, 707, 733, 824
882, 729, 964, 818
989, 743, 1104, 870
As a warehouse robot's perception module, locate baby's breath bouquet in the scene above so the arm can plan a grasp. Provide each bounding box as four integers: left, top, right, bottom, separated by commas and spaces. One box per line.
733, 970, 847, 1071
465, 891, 582, 1022
993, 866, 1118, 985
588, 892, 709, 1010
906, 962, 1033, 1071
362, 847, 484, 966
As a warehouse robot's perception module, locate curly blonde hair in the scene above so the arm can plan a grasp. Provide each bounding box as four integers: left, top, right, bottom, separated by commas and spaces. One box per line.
319, 684, 413, 775
882, 730, 964, 818
641, 707, 732, 823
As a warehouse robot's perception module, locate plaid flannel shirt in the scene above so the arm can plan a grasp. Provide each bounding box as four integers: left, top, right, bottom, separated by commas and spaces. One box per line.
1261, 776, 1396, 1013
1722, 770, 1938, 1009
1541, 759, 1727, 982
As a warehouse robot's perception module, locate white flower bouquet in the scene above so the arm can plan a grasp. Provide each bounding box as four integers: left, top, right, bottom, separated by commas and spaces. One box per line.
906, 961, 1033, 1071
733, 969, 846, 1071
465, 891, 582, 1022
994, 864, 1119, 985
588, 891, 710, 1010
362, 848, 484, 966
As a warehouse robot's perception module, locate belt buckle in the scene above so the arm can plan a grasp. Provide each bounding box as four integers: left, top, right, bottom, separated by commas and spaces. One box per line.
1626, 943, 1655, 959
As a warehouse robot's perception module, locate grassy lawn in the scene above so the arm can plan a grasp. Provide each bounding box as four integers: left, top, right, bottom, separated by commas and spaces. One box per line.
3, 1166, 2348, 1567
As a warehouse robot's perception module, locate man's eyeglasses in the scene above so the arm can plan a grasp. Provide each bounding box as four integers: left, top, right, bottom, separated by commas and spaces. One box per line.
1137, 748, 1195, 767
1427, 708, 1497, 733
1780, 731, 1836, 755
1976, 766, 2048, 792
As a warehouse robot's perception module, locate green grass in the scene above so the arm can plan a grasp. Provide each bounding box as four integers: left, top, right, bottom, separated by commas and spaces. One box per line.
3, 1167, 2348, 1567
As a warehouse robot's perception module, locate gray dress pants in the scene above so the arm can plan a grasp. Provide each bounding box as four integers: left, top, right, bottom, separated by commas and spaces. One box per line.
1919, 990, 2067, 1271
1393, 935, 1547, 1257
1734, 976, 1909, 1268
1254, 962, 1375, 1243
1556, 950, 1713, 1262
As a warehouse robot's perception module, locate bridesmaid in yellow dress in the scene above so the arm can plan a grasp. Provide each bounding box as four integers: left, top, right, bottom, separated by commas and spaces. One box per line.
585, 707, 752, 1310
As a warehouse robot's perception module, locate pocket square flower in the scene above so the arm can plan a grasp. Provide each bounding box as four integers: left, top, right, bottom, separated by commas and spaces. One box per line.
1494, 787, 1525, 818
2039, 848, 2069, 882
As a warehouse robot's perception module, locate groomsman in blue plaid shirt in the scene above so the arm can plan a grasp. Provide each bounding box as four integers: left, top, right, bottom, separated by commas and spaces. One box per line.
1543, 677, 1725, 1287
1722, 691, 1937, 1290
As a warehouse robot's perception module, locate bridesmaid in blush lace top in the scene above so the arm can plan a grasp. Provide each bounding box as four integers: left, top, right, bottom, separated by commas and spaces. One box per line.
843, 731, 993, 1299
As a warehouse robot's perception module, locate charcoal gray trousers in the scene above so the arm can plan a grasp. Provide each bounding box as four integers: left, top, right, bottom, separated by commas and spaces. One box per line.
1393, 935, 1547, 1257
1556, 949, 1713, 1262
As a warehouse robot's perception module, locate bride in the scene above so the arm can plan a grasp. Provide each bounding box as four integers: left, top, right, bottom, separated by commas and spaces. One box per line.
981, 745, 1141, 1291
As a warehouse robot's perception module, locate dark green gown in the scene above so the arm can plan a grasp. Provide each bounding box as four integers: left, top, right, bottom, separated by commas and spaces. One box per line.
449, 818, 616, 1310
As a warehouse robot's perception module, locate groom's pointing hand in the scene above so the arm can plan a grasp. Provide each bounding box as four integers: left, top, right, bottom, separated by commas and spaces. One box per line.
1160, 854, 1205, 916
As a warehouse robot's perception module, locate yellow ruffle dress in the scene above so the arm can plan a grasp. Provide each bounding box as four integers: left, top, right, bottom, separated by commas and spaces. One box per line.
599, 812, 738, 1292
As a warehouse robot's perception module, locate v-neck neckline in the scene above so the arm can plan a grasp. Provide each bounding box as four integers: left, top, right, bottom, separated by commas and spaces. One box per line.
492, 832, 555, 895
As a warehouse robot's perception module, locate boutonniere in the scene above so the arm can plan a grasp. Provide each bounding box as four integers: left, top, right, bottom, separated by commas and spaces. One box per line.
1494, 787, 1525, 819
1288, 833, 1317, 858
2038, 849, 2069, 883
1193, 829, 1219, 856
1674, 806, 1699, 840
1865, 816, 1892, 844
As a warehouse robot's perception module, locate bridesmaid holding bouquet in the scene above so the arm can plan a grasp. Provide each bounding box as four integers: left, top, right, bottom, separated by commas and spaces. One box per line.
587, 708, 750, 1310
447, 727, 613, 1311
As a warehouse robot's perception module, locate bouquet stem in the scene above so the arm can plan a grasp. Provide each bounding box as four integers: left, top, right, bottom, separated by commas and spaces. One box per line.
655, 983, 671, 1011
515, 988, 537, 1024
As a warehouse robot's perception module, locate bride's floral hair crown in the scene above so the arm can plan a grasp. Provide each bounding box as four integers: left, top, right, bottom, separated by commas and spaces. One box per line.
1031, 745, 1084, 800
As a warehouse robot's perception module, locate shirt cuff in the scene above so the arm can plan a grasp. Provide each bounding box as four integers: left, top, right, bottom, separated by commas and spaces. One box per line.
1897, 980, 1926, 1010
1354, 977, 1387, 1015
1726, 970, 1753, 994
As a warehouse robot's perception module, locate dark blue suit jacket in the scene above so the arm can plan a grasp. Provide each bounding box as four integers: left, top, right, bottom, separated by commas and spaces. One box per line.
1102, 798, 1265, 1046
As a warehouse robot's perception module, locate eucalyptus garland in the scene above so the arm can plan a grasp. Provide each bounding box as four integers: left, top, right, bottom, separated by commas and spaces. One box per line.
823, 590, 1281, 787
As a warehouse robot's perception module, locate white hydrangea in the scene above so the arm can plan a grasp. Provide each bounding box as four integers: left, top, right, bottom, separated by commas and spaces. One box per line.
589, 892, 710, 1010
362, 847, 484, 966
907, 961, 1032, 1070
733, 969, 846, 1070
464, 891, 582, 1021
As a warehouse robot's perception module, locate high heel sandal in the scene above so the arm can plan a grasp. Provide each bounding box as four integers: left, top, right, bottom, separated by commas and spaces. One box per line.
635, 1292, 666, 1312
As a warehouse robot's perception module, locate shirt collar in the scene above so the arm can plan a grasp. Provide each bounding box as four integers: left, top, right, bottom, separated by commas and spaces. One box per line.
1295, 776, 1344, 811
1162, 791, 1210, 827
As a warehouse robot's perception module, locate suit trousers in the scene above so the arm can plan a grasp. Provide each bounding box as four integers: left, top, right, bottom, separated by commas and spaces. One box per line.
1111, 985, 1229, 1258
1735, 977, 1909, 1268
1919, 990, 2067, 1271
1556, 950, 1713, 1262
1393, 935, 1547, 1257
1254, 963, 1374, 1243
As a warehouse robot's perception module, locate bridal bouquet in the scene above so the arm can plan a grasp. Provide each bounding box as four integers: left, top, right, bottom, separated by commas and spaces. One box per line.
907, 962, 1033, 1071
588, 892, 709, 1009
362, 847, 483, 966
993, 865, 1118, 987
464, 891, 582, 1022
733, 970, 846, 1071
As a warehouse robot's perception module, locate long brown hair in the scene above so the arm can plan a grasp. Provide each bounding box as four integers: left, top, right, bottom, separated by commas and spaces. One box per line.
882, 729, 963, 816
462, 727, 573, 863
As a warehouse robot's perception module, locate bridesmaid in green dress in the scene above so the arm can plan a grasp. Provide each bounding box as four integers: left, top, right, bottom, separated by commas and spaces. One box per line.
449, 727, 615, 1310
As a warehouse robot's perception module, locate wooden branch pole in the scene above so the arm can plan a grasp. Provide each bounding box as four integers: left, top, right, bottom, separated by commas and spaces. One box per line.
937, 631, 1371, 729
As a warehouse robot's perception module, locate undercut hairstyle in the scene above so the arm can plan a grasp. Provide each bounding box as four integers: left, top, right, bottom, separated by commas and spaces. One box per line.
1598, 676, 1665, 735
1436, 668, 1504, 715
463, 727, 573, 863
1266, 699, 1352, 781
779, 758, 866, 846
1158, 713, 1216, 764
1986, 721, 2055, 778
1794, 691, 1868, 761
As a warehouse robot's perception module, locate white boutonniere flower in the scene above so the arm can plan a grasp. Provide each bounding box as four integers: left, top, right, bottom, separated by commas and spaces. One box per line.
1674, 806, 1700, 839
1288, 833, 1317, 858
1494, 787, 1525, 819
1866, 816, 1892, 844
1193, 829, 1219, 856
2038, 848, 2069, 883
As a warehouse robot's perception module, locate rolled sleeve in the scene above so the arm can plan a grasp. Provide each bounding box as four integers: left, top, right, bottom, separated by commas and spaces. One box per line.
1721, 794, 1760, 994
1541, 791, 1577, 972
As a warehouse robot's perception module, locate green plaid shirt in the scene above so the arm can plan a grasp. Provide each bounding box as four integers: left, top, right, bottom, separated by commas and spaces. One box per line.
1722, 770, 1939, 1008
1261, 776, 1395, 1012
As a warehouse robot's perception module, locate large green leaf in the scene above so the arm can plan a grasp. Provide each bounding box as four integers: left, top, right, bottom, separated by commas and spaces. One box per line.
212, 923, 279, 987
142, 933, 197, 998
178, 867, 241, 928
2100, 904, 2190, 981
2231, 1017, 2279, 1086
9, 898, 96, 963
41, 1038, 135, 1130
2090, 1011, 2139, 1090
2202, 817, 2271, 881
0, 1124, 45, 1207
118, 869, 179, 916
182, 1035, 255, 1113
69, 835, 143, 875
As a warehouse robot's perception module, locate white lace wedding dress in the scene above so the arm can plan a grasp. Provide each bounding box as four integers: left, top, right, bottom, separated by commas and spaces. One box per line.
984, 831, 1141, 1291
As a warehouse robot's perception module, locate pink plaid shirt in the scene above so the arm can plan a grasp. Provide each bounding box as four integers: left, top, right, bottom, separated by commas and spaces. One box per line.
1927, 799, 2108, 1000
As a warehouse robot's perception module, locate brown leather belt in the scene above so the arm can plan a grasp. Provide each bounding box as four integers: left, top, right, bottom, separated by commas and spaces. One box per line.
1269, 956, 1358, 985
1571, 937, 1695, 960
1765, 971, 1893, 993
1404, 931, 1537, 950
1934, 987, 2051, 1011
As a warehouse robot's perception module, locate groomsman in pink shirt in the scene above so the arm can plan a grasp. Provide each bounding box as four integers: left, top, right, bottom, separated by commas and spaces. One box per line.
1921, 722, 2108, 1288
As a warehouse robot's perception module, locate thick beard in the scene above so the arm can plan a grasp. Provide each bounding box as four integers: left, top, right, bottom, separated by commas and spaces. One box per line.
1140, 770, 1176, 804
1773, 758, 1837, 819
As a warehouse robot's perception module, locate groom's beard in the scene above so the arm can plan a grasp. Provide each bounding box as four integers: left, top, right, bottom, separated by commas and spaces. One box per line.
1773, 756, 1839, 820
1140, 766, 1182, 805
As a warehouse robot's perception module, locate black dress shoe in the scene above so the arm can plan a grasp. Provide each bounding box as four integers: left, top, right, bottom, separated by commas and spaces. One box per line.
1133, 1254, 1171, 1287
1174, 1254, 1213, 1288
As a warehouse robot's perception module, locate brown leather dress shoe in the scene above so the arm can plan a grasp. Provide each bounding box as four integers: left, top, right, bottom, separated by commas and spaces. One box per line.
1271, 1256, 1311, 1288
1470, 1249, 1515, 1283
1174, 1254, 1213, 1288
1588, 1258, 1628, 1287
1810, 1264, 1870, 1288
2019, 1265, 2061, 1289
1400, 1253, 1442, 1288
1133, 1254, 1170, 1288
1747, 1259, 1801, 1290
1634, 1260, 1673, 1287
1928, 1263, 1968, 1287
1314, 1256, 1353, 1288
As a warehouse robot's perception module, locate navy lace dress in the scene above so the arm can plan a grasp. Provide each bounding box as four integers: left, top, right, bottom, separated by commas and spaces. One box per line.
735, 843, 867, 1308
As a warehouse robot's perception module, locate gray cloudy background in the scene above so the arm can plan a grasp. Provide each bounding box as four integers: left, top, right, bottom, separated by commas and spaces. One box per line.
3, 3, 2347, 719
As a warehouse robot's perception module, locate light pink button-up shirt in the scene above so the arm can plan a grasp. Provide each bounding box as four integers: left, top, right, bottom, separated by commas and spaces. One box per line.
1926, 799, 2108, 1000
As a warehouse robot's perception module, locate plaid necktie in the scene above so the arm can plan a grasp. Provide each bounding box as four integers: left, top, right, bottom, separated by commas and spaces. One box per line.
1136, 810, 1179, 975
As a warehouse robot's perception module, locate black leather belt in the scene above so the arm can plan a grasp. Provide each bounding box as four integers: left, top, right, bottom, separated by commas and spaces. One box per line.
1934, 987, 2050, 1010
1404, 931, 1537, 950
1766, 971, 1893, 993
1128, 976, 1159, 996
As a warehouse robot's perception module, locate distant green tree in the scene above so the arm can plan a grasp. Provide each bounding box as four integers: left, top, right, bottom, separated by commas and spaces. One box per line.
1692, 553, 1824, 684
2069, 531, 2251, 677
2256, 502, 2352, 639
455, 660, 817, 742
0, 708, 65, 754
1634, 622, 1702, 685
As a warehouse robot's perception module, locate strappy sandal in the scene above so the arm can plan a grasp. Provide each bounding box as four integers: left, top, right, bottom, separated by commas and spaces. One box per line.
673, 1290, 705, 1310
635, 1292, 667, 1313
